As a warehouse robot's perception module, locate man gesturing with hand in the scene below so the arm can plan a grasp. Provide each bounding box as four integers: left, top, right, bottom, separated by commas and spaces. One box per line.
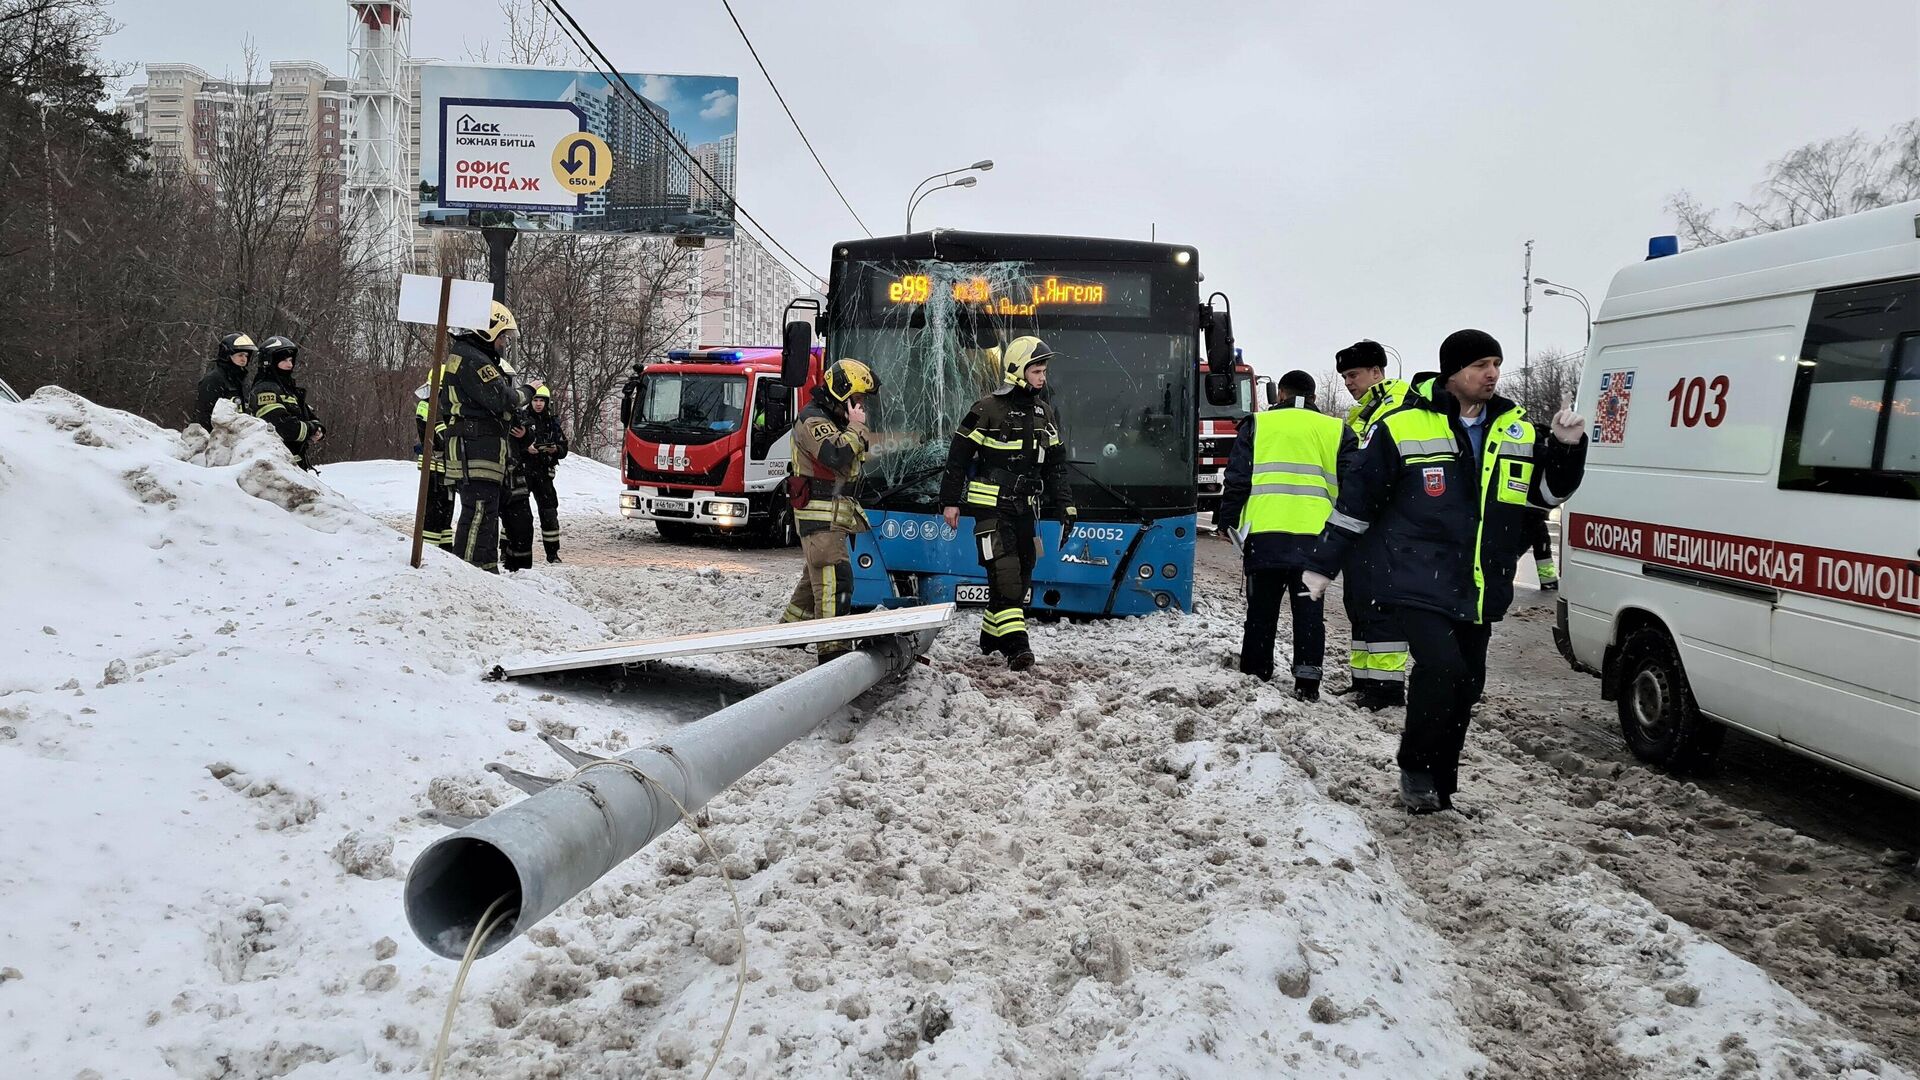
1306, 330, 1588, 814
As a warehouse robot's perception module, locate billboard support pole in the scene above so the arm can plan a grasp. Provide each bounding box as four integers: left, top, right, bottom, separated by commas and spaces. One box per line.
483, 225, 515, 303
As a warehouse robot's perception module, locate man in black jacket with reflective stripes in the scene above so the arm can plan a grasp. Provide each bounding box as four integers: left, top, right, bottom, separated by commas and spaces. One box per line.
1306, 330, 1588, 813
443, 302, 535, 573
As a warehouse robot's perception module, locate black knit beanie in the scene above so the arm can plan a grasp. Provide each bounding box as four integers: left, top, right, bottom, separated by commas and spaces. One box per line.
1438, 329, 1502, 384
1334, 340, 1388, 373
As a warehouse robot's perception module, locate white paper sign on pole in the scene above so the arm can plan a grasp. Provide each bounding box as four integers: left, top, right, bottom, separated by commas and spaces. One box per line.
397, 275, 495, 329
438, 99, 591, 214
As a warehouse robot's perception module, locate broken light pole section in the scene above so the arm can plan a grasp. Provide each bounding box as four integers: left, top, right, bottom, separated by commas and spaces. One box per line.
404, 605, 952, 960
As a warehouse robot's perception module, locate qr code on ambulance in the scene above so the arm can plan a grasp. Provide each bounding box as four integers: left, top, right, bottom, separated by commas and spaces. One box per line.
1594, 369, 1634, 445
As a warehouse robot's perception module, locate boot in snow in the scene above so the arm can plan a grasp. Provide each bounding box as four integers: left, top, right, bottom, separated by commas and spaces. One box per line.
1008, 650, 1035, 672
1399, 769, 1443, 814
1293, 678, 1320, 702
544, 540, 561, 563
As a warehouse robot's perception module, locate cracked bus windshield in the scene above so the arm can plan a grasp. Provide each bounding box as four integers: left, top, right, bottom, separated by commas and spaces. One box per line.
832, 259, 1196, 515
631, 372, 746, 444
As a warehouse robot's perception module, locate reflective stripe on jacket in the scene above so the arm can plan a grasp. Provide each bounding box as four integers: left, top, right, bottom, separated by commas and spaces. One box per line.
1309, 377, 1587, 623
1217, 401, 1355, 571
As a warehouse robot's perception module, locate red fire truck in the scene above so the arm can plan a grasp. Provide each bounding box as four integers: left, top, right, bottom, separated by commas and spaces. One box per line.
617, 345, 822, 544
1196, 350, 1261, 515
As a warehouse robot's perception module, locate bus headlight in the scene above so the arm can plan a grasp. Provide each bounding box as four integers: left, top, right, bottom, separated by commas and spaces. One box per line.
858, 554, 873, 569
1154, 592, 1173, 609
1137, 564, 1153, 580
1162, 563, 1178, 579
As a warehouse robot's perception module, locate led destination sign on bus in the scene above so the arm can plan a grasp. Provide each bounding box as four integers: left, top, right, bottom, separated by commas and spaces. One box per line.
875, 271, 1151, 317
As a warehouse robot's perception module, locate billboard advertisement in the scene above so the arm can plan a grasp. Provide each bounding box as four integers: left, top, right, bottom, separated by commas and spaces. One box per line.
418, 62, 739, 238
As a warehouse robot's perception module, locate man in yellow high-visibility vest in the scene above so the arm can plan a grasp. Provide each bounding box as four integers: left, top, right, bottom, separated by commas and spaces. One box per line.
1216, 370, 1356, 701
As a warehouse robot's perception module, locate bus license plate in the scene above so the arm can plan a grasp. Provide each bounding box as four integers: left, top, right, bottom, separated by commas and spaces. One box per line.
954, 584, 989, 605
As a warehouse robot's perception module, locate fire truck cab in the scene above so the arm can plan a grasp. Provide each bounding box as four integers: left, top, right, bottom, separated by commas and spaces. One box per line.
1197, 351, 1260, 515
618, 345, 823, 544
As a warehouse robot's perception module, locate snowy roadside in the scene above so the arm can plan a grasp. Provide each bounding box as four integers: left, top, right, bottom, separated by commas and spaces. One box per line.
1, 389, 1907, 1078
322, 453, 623, 519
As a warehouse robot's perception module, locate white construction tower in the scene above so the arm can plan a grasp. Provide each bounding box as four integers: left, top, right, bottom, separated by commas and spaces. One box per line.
347, 1, 413, 274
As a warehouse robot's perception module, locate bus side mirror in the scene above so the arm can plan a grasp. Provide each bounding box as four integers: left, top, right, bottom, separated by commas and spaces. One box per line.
1205, 372, 1237, 407
1263, 380, 1279, 408
1204, 298, 1234, 375
782, 320, 812, 387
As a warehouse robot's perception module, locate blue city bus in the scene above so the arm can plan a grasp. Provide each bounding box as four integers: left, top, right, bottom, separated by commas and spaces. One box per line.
782, 230, 1235, 618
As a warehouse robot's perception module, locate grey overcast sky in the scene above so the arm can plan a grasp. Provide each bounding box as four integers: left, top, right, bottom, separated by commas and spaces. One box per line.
102, 0, 1919, 384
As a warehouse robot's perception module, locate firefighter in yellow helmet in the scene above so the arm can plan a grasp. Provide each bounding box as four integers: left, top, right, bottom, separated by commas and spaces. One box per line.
939, 335, 1075, 671
442, 300, 536, 573
779, 357, 876, 661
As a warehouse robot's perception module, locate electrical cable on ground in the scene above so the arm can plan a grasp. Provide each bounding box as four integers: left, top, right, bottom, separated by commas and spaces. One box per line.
430, 892, 517, 1079
717, 0, 873, 237
533, 0, 831, 290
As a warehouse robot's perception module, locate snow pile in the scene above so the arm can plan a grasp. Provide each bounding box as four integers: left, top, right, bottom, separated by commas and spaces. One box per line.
0, 390, 652, 1077
323, 453, 622, 520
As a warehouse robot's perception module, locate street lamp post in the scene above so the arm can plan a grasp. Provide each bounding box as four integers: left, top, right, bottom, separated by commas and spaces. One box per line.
1533, 277, 1592, 347
906, 159, 992, 233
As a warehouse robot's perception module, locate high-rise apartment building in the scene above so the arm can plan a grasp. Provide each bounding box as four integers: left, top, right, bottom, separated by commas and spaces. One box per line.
118, 62, 351, 234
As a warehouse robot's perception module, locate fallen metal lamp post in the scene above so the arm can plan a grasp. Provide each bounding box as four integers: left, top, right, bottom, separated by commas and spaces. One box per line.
404, 628, 938, 960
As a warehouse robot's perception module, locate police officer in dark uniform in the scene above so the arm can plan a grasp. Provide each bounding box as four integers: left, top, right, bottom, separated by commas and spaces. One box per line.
523, 384, 570, 563
1332, 340, 1416, 708
249, 335, 323, 469
442, 301, 535, 573
1307, 330, 1588, 812
196, 332, 257, 430
939, 336, 1077, 671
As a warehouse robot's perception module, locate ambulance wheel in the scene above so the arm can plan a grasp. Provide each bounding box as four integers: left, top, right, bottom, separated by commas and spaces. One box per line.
655, 521, 697, 544
1616, 626, 1724, 772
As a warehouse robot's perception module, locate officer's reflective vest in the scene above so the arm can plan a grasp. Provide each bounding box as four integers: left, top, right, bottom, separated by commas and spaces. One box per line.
1344, 378, 1411, 437
1242, 405, 1344, 536
414, 397, 448, 473
1377, 398, 1541, 621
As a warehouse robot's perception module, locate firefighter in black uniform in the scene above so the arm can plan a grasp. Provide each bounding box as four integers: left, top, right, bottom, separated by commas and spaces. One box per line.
443, 301, 535, 573
500, 417, 537, 572
249, 335, 323, 469
414, 370, 455, 551
939, 336, 1076, 671
1306, 330, 1588, 812
524, 384, 570, 563
196, 332, 257, 430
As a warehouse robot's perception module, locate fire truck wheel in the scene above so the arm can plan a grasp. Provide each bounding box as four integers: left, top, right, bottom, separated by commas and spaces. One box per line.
1616, 625, 1725, 773
766, 501, 798, 547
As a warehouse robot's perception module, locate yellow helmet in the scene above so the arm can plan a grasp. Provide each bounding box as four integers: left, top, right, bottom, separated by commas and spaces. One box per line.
471, 301, 518, 343
824, 358, 876, 402
1001, 335, 1055, 386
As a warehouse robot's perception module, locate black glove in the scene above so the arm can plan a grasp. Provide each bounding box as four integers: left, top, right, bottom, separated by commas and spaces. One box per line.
1059, 507, 1078, 543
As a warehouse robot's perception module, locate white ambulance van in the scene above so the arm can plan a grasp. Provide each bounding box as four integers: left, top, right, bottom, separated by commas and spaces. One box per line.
1555, 200, 1920, 798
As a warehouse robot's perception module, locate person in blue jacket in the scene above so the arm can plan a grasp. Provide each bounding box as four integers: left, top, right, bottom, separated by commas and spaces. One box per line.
1305, 330, 1588, 813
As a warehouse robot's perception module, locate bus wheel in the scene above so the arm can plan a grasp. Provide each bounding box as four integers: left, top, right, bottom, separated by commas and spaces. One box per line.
1616, 626, 1724, 772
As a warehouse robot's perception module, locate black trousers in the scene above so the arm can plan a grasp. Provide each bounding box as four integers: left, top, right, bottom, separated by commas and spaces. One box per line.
974, 512, 1036, 656
502, 473, 534, 572
530, 469, 560, 555
1240, 568, 1324, 683
424, 471, 456, 551
455, 479, 504, 573
1393, 607, 1494, 797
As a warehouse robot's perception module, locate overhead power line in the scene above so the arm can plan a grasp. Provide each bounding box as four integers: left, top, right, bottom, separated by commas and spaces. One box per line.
532, 0, 828, 290
717, 0, 872, 237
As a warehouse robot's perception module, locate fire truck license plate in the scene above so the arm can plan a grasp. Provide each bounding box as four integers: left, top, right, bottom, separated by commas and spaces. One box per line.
954, 584, 990, 605
652, 498, 691, 514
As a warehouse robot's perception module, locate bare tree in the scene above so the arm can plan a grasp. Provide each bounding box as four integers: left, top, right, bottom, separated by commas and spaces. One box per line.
463, 0, 580, 66
1667, 119, 1920, 247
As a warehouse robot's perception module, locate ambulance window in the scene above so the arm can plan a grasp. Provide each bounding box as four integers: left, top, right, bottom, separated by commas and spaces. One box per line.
1778, 277, 1919, 500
